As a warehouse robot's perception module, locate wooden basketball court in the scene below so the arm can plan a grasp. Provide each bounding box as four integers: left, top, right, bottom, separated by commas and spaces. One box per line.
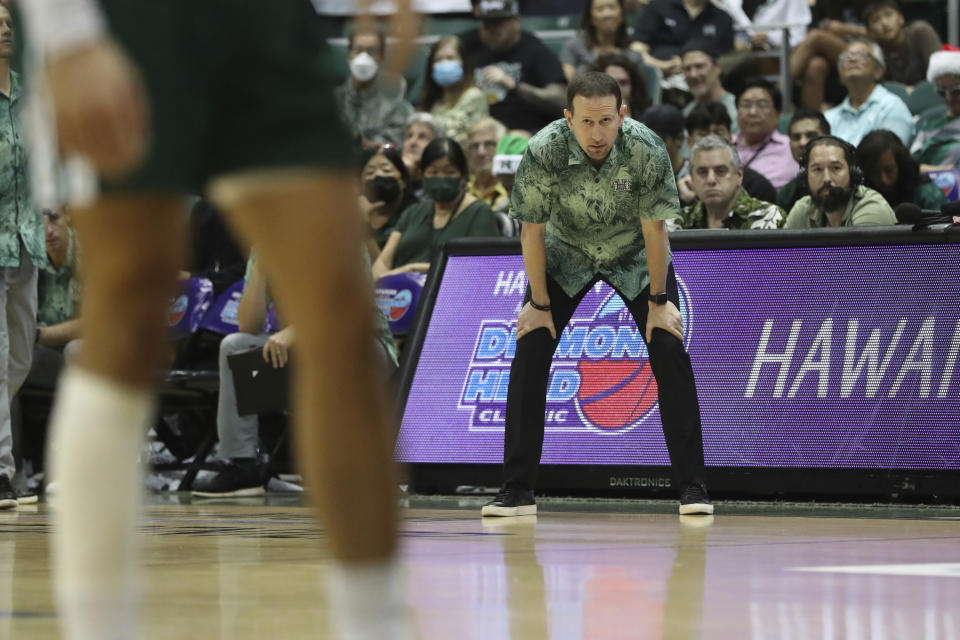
1, 496, 958, 638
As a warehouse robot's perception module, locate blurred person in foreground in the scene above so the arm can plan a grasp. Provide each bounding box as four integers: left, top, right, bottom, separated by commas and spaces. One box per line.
21, 1, 418, 638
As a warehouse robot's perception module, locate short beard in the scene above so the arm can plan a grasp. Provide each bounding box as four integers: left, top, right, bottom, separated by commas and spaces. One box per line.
811, 184, 855, 212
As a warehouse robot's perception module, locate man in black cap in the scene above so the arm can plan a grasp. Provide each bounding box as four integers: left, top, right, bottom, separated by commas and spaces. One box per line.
460, 0, 567, 133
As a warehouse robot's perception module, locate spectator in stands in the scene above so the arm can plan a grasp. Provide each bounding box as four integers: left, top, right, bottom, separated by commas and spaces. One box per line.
0, 1, 45, 507
192, 250, 398, 497
733, 78, 797, 190
461, 0, 566, 134
857, 129, 947, 211
681, 39, 737, 129
912, 48, 960, 172
785, 135, 896, 227
419, 36, 488, 147
640, 104, 687, 177
14, 209, 80, 404
863, 1, 941, 86
11, 208, 80, 496
335, 26, 413, 147
560, 0, 646, 82
825, 40, 915, 147
630, 0, 734, 91
677, 135, 784, 229
589, 52, 651, 118
683, 101, 777, 204
359, 146, 418, 252
716, 0, 810, 52
34, 209, 80, 353
373, 138, 500, 279
466, 117, 510, 212
790, 10, 867, 110
402, 112, 445, 189
777, 109, 831, 212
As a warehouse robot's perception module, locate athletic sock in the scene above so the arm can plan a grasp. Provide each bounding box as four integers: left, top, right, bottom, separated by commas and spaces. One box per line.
48, 366, 153, 640
325, 557, 414, 640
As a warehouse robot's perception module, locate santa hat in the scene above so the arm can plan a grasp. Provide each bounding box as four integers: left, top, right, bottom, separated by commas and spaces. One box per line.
927, 45, 960, 83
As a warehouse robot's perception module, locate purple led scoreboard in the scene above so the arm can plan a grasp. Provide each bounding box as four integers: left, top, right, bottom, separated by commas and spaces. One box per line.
395, 230, 960, 500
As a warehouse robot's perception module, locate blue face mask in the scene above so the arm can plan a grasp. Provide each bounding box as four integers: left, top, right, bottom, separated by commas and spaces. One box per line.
432, 60, 464, 87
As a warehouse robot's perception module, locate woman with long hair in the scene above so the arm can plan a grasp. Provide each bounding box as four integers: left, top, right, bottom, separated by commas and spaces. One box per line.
419, 35, 488, 147
857, 129, 947, 210
561, 0, 646, 82
373, 138, 499, 278
589, 52, 651, 118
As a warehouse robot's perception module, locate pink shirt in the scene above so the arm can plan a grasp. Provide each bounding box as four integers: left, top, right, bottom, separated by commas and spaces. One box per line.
734, 130, 799, 191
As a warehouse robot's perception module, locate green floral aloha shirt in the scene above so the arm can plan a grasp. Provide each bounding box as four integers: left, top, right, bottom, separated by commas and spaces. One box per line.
509, 118, 680, 301
37, 229, 80, 327
0, 71, 46, 270
678, 188, 784, 230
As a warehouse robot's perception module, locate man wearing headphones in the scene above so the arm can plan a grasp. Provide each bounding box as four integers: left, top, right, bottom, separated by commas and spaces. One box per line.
784, 135, 896, 227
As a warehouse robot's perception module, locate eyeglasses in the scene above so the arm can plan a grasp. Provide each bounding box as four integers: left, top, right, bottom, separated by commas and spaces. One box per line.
738, 100, 773, 112
839, 50, 878, 65
936, 85, 960, 100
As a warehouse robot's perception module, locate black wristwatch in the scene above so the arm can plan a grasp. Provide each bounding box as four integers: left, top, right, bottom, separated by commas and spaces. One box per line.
648, 292, 668, 305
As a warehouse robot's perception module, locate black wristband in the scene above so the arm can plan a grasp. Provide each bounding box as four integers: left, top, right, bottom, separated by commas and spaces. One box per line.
529, 299, 551, 312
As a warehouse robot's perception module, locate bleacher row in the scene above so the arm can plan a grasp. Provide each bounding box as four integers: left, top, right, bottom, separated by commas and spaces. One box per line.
326, 16, 947, 132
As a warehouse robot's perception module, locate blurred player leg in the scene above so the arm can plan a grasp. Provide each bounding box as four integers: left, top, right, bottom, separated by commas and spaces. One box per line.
210, 169, 410, 640
47, 196, 186, 640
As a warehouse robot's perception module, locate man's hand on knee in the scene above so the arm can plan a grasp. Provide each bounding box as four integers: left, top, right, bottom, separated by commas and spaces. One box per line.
516, 303, 556, 341
645, 301, 683, 343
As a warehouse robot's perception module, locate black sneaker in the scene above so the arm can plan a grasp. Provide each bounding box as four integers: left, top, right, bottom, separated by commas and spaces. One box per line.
191, 460, 265, 498
481, 486, 536, 517
0, 475, 18, 510
16, 489, 37, 505
679, 481, 713, 515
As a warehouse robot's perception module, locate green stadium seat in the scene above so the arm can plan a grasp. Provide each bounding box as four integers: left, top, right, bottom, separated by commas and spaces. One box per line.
777, 112, 791, 134
883, 80, 910, 104
906, 81, 945, 116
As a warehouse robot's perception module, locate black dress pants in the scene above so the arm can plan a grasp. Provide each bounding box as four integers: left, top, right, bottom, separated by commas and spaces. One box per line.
501, 264, 707, 494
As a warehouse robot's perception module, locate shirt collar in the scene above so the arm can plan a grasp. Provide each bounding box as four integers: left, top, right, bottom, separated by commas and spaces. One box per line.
734, 130, 787, 149
3, 70, 20, 102
840, 84, 883, 113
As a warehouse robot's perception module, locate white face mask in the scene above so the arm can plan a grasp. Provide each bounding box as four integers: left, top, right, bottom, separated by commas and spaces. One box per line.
349, 52, 379, 83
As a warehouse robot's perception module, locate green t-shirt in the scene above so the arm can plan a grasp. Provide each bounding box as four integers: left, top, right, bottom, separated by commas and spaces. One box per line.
784, 185, 897, 228
509, 118, 680, 300
392, 199, 499, 267
913, 181, 947, 211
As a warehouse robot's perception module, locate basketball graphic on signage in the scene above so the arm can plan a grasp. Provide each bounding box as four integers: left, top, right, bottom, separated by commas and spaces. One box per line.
577, 360, 659, 429
168, 294, 188, 327
390, 289, 413, 320
570, 281, 691, 434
